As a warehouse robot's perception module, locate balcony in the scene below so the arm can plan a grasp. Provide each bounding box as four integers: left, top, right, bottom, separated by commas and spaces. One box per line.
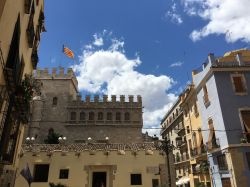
176, 136, 187, 148
206, 138, 220, 151
174, 122, 185, 134
203, 94, 210, 107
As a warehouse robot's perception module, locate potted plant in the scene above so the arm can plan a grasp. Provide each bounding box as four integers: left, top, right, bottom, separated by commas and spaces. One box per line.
240, 137, 247, 143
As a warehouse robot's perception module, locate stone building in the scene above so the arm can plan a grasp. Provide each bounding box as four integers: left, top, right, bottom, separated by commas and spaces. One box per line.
0, 0, 45, 186
27, 68, 143, 143
15, 67, 167, 187
192, 49, 250, 187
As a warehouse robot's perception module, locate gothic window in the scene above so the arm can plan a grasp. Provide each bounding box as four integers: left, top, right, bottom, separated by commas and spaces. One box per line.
116, 112, 121, 121
52, 97, 57, 106
98, 112, 103, 120
80, 112, 85, 121
70, 112, 76, 121
125, 112, 130, 121
89, 112, 94, 121
107, 112, 112, 121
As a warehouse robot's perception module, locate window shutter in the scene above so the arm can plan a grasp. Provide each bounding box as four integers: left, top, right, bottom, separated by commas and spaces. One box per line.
233, 76, 245, 92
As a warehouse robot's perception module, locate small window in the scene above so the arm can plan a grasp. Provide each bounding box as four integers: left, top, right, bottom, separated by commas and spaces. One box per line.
217, 154, 228, 171
116, 112, 121, 121
187, 126, 190, 134
89, 112, 95, 120
52, 97, 57, 106
131, 174, 142, 185
203, 85, 209, 105
152, 179, 159, 187
33, 164, 50, 182
231, 74, 247, 94
59, 169, 69, 179
70, 112, 76, 121
107, 112, 112, 120
98, 112, 103, 120
80, 112, 85, 121
125, 112, 130, 121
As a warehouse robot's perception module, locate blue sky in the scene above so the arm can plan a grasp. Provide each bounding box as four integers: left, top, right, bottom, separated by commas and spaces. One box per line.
39, 0, 250, 135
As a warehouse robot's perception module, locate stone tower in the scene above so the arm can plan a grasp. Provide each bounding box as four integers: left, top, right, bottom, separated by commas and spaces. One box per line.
28, 68, 143, 143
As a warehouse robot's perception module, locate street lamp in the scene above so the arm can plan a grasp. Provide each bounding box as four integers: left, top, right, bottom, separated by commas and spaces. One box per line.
58, 136, 67, 144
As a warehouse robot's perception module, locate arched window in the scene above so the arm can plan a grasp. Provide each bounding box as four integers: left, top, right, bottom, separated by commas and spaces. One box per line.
52, 97, 57, 106
107, 112, 112, 121
125, 112, 130, 121
80, 112, 85, 121
116, 112, 121, 121
70, 112, 76, 121
89, 112, 95, 121
98, 112, 103, 120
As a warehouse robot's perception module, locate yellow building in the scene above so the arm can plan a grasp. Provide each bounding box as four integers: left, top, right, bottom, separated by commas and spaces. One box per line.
179, 84, 210, 187
15, 142, 165, 187
0, 0, 45, 186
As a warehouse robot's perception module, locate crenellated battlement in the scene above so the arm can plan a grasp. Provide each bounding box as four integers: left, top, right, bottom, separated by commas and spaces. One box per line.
34, 67, 76, 79
73, 94, 142, 104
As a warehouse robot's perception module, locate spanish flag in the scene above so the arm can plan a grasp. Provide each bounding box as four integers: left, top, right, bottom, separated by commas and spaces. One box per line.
63, 45, 74, 59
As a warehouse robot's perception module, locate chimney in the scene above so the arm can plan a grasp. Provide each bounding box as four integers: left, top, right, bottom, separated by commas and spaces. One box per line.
120, 95, 125, 102
103, 95, 108, 102
85, 95, 90, 102
94, 95, 99, 102
129, 95, 134, 102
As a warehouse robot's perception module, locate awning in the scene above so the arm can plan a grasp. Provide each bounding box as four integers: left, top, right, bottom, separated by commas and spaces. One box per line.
176, 176, 190, 186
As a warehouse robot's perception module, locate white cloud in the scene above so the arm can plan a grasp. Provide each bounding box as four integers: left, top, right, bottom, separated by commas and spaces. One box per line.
93, 34, 104, 46
166, 3, 183, 25
170, 61, 183, 67
73, 35, 177, 137
182, 0, 250, 42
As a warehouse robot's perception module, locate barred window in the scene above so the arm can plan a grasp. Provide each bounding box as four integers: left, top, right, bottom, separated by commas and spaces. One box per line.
70, 112, 76, 121
125, 112, 130, 121
107, 112, 112, 120
80, 112, 85, 121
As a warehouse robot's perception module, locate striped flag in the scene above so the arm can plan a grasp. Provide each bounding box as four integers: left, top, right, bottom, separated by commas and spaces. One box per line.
63, 45, 74, 59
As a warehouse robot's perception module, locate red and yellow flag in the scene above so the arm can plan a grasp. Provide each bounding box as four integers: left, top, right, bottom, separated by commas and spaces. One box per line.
63, 45, 74, 59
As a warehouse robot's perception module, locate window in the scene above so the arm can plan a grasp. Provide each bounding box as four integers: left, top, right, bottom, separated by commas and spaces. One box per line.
152, 179, 159, 187
107, 112, 112, 120
131, 174, 142, 185
194, 103, 199, 115
187, 126, 190, 134
116, 112, 121, 121
246, 152, 250, 170
80, 112, 85, 121
217, 154, 228, 170
240, 110, 250, 133
98, 112, 103, 120
231, 74, 247, 94
59, 169, 69, 179
33, 164, 50, 182
52, 97, 57, 106
89, 112, 95, 120
125, 112, 130, 121
221, 178, 232, 187
70, 112, 76, 121
203, 85, 209, 105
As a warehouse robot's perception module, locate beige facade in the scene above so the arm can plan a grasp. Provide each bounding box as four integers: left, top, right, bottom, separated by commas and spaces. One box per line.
15, 143, 165, 187
0, 0, 45, 186
179, 85, 210, 187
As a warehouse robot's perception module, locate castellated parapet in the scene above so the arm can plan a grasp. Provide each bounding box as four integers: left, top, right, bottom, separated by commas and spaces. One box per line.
69, 94, 142, 108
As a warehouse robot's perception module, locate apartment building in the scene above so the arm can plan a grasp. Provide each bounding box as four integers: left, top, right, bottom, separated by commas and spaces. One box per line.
0, 0, 45, 186
179, 84, 210, 187
161, 98, 190, 187
192, 49, 250, 187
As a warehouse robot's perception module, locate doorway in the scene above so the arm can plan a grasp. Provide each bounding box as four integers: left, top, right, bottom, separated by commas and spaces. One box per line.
92, 172, 106, 187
